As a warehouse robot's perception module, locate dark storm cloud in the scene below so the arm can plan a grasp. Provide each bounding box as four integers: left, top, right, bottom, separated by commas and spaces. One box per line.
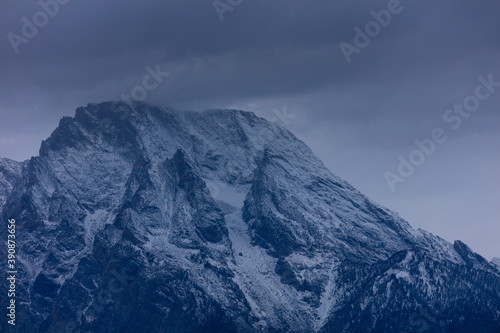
1, 1, 498, 127
0, 0, 499, 258
0, 1, 495, 95
2, 1, 499, 108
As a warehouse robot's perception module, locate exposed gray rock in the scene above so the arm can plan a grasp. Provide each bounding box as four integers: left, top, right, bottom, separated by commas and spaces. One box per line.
1, 101, 499, 332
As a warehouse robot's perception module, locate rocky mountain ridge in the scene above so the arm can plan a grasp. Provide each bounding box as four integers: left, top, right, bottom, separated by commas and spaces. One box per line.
1, 101, 499, 332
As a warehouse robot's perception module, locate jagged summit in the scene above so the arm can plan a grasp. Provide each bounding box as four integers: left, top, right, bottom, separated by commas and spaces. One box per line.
1, 102, 499, 332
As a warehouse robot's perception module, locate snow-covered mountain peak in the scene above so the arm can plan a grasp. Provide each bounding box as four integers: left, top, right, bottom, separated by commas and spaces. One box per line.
1, 101, 499, 332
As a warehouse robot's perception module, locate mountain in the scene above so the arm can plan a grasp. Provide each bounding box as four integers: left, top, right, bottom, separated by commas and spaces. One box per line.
0, 158, 24, 210
1, 101, 499, 333
493, 258, 500, 270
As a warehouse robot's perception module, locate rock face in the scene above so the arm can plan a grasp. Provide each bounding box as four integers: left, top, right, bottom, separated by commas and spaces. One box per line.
0, 158, 25, 209
1, 101, 499, 333
493, 258, 500, 270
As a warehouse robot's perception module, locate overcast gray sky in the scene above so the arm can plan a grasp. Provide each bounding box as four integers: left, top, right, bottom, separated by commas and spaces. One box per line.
1, 0, 499, 259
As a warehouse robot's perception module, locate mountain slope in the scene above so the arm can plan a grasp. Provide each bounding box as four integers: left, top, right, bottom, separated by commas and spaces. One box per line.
0, 158, 25, 210
493, 258, 500, 270
1, 101, 499, 332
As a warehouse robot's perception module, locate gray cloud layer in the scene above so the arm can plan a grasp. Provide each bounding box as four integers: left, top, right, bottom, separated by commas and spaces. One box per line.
1, 0, 499, 258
